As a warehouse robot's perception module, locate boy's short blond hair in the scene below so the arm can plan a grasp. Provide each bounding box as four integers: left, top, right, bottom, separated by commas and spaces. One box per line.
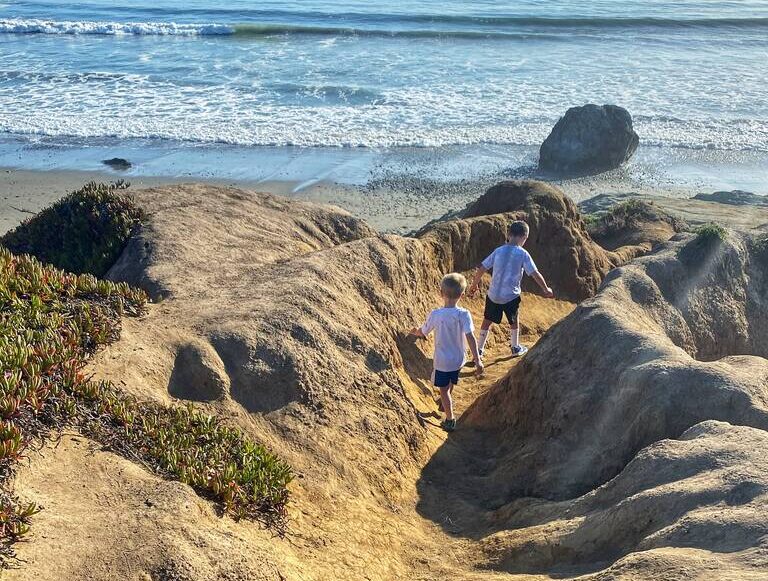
441, 273, 467, 299
508, 220, 530, 239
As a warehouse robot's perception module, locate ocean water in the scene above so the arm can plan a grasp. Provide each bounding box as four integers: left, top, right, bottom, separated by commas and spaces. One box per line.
0, 0, 767, 186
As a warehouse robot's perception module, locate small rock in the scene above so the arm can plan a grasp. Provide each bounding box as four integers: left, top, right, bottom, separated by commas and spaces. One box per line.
102, 157, 132, 171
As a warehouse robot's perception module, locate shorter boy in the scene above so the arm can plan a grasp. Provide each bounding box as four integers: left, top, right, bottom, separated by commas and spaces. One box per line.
468, 220, 554, 357
410, 273, 482, 432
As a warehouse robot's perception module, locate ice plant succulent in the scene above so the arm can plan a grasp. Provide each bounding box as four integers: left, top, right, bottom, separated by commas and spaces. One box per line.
0, 247, 292, 567
0, 181, 143, 277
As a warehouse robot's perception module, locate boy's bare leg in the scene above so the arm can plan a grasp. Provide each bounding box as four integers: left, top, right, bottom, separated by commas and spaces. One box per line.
440, 384, 455, 421
509, 316, 528, 356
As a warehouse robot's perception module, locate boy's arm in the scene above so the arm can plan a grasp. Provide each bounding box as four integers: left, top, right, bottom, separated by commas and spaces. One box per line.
522, 252, 553, 298
410, 311, 433, 338
465, 332, 484, 375
531, 271, 554, 298
467, 265, 488, 297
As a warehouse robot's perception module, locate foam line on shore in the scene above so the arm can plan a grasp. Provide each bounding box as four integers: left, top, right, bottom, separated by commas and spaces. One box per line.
2, 16, 768, 39
0, 18, 233, 36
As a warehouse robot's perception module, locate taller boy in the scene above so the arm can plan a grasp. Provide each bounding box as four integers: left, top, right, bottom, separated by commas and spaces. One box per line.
468, 220, 554, 357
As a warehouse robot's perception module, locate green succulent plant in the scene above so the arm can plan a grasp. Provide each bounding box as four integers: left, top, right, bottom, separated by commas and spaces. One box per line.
694, 222, 727, 243
0, 181, 143, 277
0, 246, 292, 567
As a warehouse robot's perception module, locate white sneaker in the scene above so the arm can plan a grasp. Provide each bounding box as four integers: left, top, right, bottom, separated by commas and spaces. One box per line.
511, 345, 528, 357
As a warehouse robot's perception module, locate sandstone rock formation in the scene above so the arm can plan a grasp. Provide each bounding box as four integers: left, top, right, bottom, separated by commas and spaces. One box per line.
459, 180, 648, 301
10, 181, 766, 581
539, 104, 639, 176
580, 191, 768, 232
423, 229, 768, 577
586, 199, 685, 251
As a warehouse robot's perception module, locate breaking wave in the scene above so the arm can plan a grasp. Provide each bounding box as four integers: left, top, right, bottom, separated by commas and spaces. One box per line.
2, 16, 767, 39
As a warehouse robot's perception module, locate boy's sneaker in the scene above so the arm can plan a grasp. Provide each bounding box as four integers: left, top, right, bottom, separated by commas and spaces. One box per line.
441, 418, 457, 432
511, 345, 528, 357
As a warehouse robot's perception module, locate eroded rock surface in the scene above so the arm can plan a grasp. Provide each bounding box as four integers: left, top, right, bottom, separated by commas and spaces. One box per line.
11, 181, 768, 581
459, 180, 651, 301
420, 230, 768, 577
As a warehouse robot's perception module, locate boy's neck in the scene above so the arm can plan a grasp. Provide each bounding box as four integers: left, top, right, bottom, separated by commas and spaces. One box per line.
443, 299, 459, 308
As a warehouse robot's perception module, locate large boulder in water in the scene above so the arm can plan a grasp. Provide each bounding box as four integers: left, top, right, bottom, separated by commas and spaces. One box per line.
538, 104, 639, 176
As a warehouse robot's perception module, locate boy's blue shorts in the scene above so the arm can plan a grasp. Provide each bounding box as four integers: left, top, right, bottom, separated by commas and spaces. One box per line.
433, 369, 460, 388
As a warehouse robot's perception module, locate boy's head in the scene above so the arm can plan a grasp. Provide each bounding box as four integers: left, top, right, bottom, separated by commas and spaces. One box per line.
440, 273, 467, 300
507, 220, 530, 245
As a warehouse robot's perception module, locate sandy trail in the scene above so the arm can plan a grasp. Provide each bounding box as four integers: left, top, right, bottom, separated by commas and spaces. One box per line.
446, 293, 575, 420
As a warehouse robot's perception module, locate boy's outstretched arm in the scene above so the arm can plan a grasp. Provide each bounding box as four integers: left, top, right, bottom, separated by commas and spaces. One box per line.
467, 265, 487, 297
412, 312, 434, 339
531, 271, 554, 298
466, 332, 484, 376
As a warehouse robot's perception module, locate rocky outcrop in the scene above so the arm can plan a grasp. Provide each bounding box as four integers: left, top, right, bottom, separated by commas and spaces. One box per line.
586, 199, 685, 251
693, 189, 768, 207
15, 182, 768, 581
457, 180, 645, 301
580, 191, 768, 232
22, 182, 608, 580
107, 183, 376, 301
102, 157, 132, 171
461, 230, 768, 496
418, 230, 768, 576
473, 420, 768, 577
539, 104, 639, 176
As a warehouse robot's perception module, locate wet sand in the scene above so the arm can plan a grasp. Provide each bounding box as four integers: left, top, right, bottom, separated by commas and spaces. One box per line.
0, 164, 684, 236
1, 140, 766, 236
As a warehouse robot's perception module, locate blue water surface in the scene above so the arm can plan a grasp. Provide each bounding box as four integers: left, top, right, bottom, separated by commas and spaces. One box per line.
0, 0, 766, 151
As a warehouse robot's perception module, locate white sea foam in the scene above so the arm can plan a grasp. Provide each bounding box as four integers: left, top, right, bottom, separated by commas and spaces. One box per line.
0, 18, 233, 36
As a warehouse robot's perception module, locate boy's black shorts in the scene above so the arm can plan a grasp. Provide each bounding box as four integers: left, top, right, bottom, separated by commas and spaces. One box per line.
484, 296, 521, 324
433, 369, 460, 388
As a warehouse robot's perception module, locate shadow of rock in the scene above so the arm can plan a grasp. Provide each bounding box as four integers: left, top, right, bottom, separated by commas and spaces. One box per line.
167, 341, 228, 402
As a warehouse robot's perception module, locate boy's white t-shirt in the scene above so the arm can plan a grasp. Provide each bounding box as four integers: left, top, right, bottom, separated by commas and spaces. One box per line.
421, 306, 474, 372
482, 244, 537, 304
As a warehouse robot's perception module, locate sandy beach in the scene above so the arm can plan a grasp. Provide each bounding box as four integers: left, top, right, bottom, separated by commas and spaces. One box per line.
0, 165, 685, 236
2, 140, 766, 237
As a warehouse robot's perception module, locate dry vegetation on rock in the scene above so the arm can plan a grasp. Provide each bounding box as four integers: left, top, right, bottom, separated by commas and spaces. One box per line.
586, 198, 686, 250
